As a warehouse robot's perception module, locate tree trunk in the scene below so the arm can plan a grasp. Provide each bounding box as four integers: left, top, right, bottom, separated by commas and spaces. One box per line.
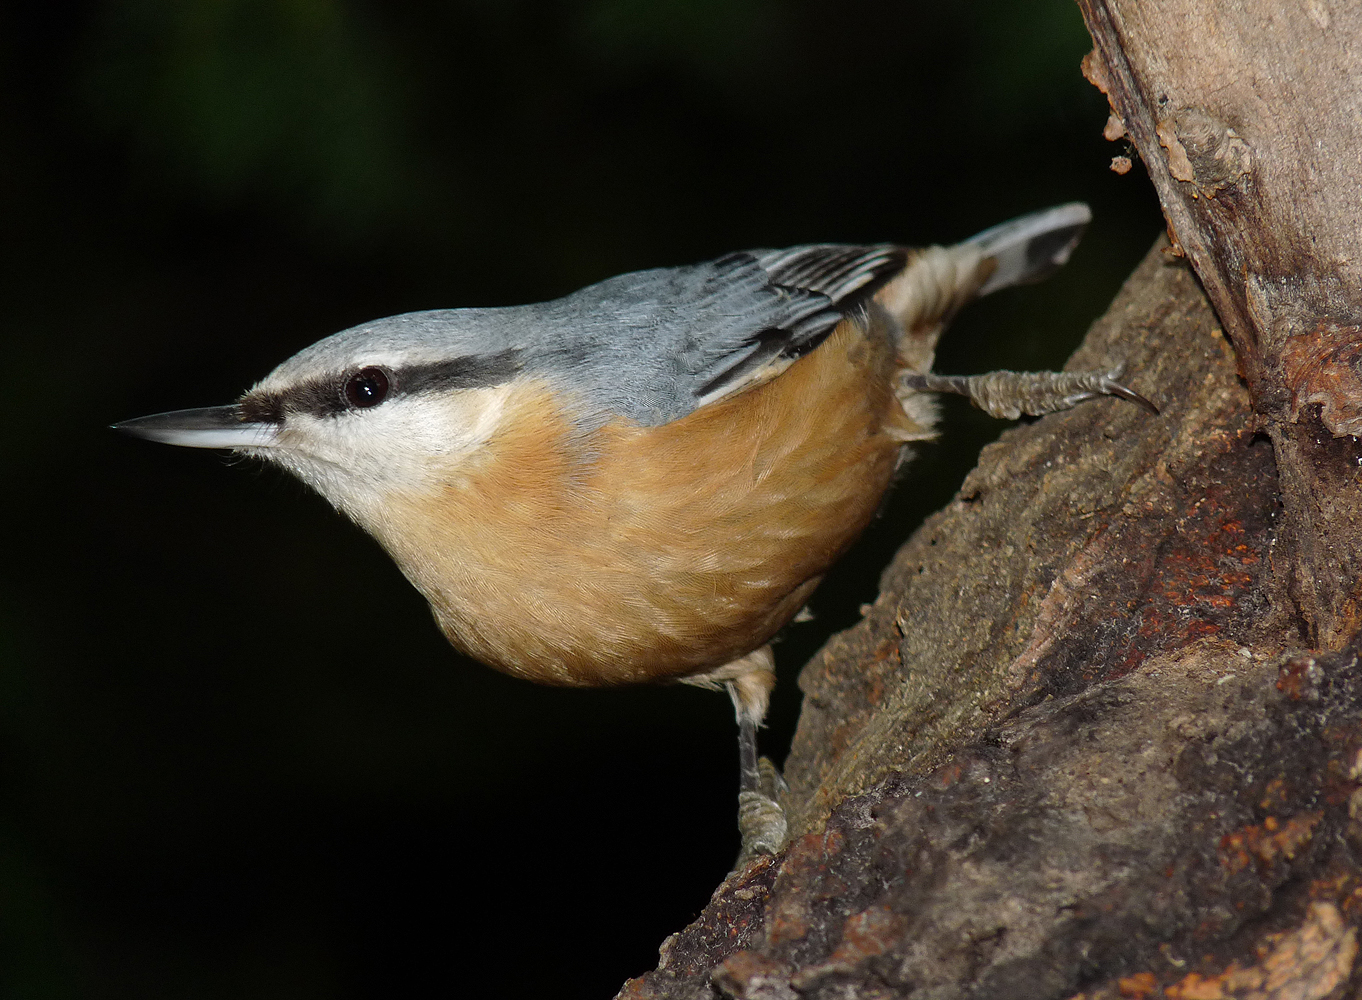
619, 4, 1362, 997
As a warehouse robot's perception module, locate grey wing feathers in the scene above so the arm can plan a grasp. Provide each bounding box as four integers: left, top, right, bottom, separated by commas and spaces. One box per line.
536, 243, 906, 425
756, 244, 906, 312
690, 244, 907, 405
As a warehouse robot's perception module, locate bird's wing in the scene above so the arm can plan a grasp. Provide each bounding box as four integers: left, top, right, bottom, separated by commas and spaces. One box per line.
533, 244, 907, 426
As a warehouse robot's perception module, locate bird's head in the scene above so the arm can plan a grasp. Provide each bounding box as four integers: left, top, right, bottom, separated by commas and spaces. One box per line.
115, 311, 527, 523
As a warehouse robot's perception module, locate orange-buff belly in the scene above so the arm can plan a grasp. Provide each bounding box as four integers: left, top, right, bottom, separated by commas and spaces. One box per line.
373, 309, 923, 686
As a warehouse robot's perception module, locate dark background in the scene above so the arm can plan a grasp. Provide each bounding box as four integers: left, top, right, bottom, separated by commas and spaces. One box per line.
0, 2, 1162, 996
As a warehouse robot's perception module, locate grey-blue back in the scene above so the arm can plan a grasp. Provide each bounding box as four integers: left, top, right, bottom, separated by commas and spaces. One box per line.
264, 245, 907, 427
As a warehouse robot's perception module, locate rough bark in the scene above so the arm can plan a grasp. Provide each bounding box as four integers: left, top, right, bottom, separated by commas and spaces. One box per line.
618, 4, 1362, 997
1078, 0, 1362, 650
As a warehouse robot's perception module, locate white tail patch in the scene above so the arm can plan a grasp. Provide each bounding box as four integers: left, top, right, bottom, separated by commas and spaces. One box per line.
964, 202, 1092, 296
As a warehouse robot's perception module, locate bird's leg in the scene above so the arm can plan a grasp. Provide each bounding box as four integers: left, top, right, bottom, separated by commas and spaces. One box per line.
679, 646, 789, 864
723, 649, 788, 866
735, 692, 762, 793
898, 368, 1159, 419
735, 753, 789, 868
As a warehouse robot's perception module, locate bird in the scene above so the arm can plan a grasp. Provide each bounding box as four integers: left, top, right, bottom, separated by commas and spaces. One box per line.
115, 202, 1155, 861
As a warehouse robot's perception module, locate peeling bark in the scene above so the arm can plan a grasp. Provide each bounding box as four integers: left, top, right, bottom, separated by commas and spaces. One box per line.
618, 4, 1362, 996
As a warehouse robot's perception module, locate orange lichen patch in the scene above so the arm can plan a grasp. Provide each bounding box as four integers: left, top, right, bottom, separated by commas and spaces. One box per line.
1104, 489, 1265, 680
1258, 778, 1291, 813
1008, 424, 1277, 694
1165, 974, 1214, 1000
1163, 903, 1356, 1000
766, 888, 810, 945
1257, 903, 1358, 996
1343, 882, 1362, 924
824, 906, 907, 966
1111, 155, 1134, 174
786, 906, 912, 992
1118, 971, 1159, 997
1156, 518, 1255, 607
935, 758, 969, 789
767, 829, 847, 945
1279, 322, 1362, 438
1277, 655, 1322, 701
1218, 811, 1322, 875
1312, 872, 1362, 924
710, 950, 790, 997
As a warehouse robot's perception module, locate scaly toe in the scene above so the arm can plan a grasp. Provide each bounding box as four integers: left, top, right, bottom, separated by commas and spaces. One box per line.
735, 757, 789, 867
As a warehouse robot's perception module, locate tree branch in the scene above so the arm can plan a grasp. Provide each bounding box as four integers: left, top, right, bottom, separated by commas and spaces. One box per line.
618, 4, 1362, 994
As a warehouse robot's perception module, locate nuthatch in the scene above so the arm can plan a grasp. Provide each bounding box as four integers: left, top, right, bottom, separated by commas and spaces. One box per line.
116, 203, 1154, 859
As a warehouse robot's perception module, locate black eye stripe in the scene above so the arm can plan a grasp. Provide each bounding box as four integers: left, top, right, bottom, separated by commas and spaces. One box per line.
237, 348, 524, 423
400, 349, 523, 393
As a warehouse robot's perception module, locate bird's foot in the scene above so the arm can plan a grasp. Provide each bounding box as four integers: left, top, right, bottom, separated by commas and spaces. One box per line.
735, 755, 788, 868
898, 367, 1158, 419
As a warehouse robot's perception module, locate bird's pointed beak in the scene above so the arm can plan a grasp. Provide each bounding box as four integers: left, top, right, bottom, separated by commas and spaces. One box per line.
112, 405, 278, 450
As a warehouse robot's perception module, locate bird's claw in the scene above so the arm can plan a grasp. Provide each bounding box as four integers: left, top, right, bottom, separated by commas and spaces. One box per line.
735, 756, 789, 867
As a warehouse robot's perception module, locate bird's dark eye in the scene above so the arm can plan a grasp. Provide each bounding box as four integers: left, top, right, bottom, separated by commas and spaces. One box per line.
344, 367, 390, 409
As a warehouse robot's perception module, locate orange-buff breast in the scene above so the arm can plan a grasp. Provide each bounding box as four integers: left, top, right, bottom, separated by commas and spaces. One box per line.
373, 311, 922, 687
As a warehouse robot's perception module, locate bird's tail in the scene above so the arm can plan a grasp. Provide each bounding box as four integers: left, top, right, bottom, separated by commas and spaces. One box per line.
874, 202, 1092, 368
959, 201, 1091, 296
879, 202, 1157, 421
